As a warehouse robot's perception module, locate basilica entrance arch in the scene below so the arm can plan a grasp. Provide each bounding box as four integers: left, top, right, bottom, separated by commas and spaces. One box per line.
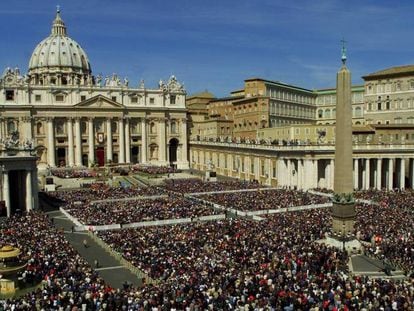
169, 138, 179, 166
131, 147, 139, 164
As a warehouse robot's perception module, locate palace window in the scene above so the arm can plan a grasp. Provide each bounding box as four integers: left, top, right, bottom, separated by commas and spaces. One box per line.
55, 94, 64, 102
81, 95, 86, 101
111, 96, 117, 102
149, 97, 155, 104
170, 95, 176, 105
171, 121, 177, 134
131, 96, 138, 103
5, 90, 14, 101
35, 94, 42, 102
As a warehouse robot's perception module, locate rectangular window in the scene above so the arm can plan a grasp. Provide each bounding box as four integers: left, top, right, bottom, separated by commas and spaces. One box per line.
131, 96, 138, 103
6, 90, 14, 101
81, 95, 86, 101
55, 95, 64, 102
170, 95, 176, 105
35, 94, 41, 102
111, 96, 117, 102
149, 98, 155, 104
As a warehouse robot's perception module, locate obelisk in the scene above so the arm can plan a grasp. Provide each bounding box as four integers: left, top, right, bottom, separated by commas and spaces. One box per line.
331, 42, 356, 239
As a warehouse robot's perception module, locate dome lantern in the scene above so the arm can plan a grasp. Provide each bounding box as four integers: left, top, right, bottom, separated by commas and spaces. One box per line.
51, 6, 67, 36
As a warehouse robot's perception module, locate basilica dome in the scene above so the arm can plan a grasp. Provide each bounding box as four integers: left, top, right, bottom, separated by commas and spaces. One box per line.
28, 9, 91, 78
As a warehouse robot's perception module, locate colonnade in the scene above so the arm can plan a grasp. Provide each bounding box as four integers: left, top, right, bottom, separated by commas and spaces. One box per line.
191, 146, 414, 190
1, 167, 38, 217
275, 157, 414, 190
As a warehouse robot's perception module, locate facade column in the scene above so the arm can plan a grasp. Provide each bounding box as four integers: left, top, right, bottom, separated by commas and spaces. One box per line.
387, 158, 394, 190
400, 158, 405, 190
47, 118, 56, 167
365, 158, 370, 190
23, 116, 33, 140
353, 159, 359, 190
125, 118, 131, 163
88, 117, 94, 166
3, 171, 10, 217
312, 160, 318, 189
158, 118, 166, 163
25, 170, 33, 211
181, 118, 189, 167
67, 118, 74, 167
376, 158, 382, 190
119, 117, 125, 163
141, 118, 147, 163
0, 118, 4, 140
74, 118, 82, 166
106, 118, 113, 163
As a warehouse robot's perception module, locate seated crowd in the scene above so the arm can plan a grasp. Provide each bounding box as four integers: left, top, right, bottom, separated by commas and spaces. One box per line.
64, 196, 221, 226
50, 168, 96, 179
1, 185, 413, 310
49, 183, 166, 203
164, 179, 262, 194
99, 207, 413, 310
198, 189, 329, 211
131, 165, 177, 175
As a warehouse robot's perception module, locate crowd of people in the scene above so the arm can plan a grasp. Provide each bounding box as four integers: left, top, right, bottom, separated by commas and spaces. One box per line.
64, 195, 221, 226
198, 189, 329, 211
99, 208, 413, 310
130, 165, 178, 175
49, 183, 165, 203
50, 168, 96, 179
163, 179, 262, 194
1, 183, 413, 309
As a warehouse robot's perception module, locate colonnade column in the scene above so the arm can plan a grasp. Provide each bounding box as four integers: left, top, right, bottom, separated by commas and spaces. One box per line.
330, 159, 334, 190
141, 118, 147, 163
74, 118, 82, 166
268, 159, 273, 186
118, 118, 125, 163
106, 118, 113, 163
158, 118, 166, 163
387, 158, 394, 190
88, 118, 94, 166
287, 159, 292, 188
3, 171, 10, 217
365, 159, 370, 190
376, 159, 382, 190
67, 118, 74, 167
297, 159, 303, 189
25, 170, 33, 211
353, 159, 359, 190
325, 160, 331, 190
410, 159, 414, 190
47, 118, 56, 167
400, 158, 405, 189
125, 118, 131, 163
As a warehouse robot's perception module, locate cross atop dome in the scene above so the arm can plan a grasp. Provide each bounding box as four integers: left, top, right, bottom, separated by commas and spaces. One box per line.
51, 6, 66, 36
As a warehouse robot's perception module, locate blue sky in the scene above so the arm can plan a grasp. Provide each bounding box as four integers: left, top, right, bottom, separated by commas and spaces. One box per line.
1, 0, 413, 97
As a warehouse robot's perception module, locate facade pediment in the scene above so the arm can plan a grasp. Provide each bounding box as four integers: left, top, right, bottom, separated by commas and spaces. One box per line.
74, 95, 124, 109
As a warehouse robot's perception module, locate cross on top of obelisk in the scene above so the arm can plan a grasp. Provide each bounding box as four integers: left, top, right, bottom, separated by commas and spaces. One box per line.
341, 39, 347, 65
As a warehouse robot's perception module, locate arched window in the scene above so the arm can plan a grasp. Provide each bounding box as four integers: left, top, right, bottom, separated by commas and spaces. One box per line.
325, 109, 331, 118
318, 109, 323, 118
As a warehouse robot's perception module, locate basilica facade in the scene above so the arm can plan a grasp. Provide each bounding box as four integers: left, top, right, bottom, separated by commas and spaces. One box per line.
0, 10, 189, 170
